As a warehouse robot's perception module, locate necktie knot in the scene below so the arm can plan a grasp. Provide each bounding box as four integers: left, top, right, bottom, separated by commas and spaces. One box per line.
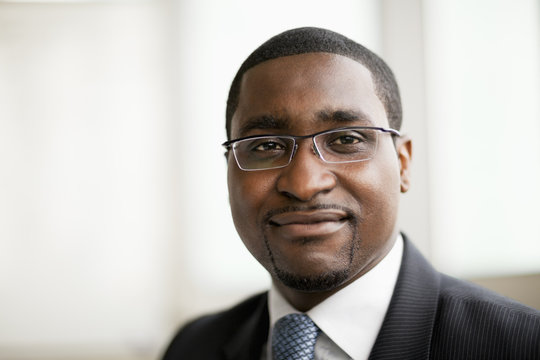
272, 313, 321, 360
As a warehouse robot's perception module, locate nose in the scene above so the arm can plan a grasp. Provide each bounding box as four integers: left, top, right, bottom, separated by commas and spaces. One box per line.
276, 140, 337, 201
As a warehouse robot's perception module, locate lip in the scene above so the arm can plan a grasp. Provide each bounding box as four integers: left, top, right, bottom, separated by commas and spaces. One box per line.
268, 210, 349, 239
269, 210, 348, 226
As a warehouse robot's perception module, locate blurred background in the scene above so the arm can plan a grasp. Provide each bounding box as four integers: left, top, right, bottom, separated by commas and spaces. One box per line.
1, 0, 539, 359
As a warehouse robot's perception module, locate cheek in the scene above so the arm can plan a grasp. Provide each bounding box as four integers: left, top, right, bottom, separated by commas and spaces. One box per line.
369, 143, 401, 193
342, 159, 401, 266
227, 166, 275, 232
227, 167, 278, 265
343, 155, 401, 221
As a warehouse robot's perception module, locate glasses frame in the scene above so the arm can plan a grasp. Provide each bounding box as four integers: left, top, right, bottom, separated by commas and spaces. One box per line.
222, 126, 401, 171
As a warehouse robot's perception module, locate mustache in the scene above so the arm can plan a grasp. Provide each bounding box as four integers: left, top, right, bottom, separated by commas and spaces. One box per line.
262, 204, 357, 224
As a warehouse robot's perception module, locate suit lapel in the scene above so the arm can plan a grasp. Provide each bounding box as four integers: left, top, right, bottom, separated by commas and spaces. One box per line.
222, 293, 269, 360
369, 235, 441, 360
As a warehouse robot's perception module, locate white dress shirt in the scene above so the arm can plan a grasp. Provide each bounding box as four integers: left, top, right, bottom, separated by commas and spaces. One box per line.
265, 234, 403, 360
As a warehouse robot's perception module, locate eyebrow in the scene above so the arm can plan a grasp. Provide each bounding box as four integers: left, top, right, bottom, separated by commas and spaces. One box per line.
237, 109, 374, 136
316, 109, 374, 125
237, 115, 291, 136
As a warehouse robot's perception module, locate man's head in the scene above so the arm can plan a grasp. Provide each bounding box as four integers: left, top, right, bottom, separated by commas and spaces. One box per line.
225, 27, 412, 309
226, 27, 403, 140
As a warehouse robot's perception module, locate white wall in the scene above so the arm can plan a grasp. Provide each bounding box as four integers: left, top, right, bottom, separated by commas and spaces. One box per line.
0, 2, 174, 359
424, 0, 540, 277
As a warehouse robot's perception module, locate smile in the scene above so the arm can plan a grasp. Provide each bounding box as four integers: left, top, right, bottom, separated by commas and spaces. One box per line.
268, 210, 350, 239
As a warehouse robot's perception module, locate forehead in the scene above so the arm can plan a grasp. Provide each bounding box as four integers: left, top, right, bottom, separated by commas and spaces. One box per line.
232, 52, 388, 137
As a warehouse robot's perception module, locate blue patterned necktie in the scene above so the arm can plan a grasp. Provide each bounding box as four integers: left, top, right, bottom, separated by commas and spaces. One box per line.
272, 313, 321, 360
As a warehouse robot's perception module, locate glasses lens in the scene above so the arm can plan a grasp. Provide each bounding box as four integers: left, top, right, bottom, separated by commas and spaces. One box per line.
315, 128, 378, 163
232, 136, 295, 170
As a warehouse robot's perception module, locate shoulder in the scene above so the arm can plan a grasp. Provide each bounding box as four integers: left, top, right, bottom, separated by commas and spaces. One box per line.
438, 273, 538, 315
161, 292, 268, 360
176, 292, 267, 340
431, 274, 540, 359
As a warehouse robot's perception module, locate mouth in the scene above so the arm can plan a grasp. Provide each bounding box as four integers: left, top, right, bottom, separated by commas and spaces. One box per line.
267, 208, 350, 239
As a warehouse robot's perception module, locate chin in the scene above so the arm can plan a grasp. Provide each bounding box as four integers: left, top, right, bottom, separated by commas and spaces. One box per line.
273, 266, 351, 293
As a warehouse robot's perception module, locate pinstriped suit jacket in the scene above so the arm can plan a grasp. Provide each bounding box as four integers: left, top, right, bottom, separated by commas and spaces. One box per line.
163, 235, 540, 359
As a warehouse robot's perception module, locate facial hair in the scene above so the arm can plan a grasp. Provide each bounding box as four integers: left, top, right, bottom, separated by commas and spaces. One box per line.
262, 205, 360, 292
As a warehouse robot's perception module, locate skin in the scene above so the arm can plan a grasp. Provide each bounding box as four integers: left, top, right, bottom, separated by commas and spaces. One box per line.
227, 52, 412, 311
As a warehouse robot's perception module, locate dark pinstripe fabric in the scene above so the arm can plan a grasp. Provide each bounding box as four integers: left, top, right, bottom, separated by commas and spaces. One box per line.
368, 236, 540, 360
430, 275, 540, 359
162, 235, 540, 360
368, 235, 440, 359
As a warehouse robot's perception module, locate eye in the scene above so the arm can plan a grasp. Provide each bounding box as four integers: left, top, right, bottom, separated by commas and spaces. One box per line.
252, 141, 286, 152
327, 131, 367, 146
321, 129, 374, 155
330, 135, 362, 145
234, 136, 291, 157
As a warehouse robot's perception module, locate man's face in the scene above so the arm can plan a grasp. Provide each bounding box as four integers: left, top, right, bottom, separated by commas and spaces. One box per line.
227, 52, 410, 295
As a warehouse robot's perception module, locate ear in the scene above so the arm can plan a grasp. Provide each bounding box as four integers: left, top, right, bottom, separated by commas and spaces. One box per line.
395, 135, 412, 193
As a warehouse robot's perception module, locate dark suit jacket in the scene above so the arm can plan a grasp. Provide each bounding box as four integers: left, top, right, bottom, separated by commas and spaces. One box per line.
163, 235, 540, 359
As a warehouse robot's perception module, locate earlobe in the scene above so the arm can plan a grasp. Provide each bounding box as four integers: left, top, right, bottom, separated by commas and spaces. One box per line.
396, 136, 412, 193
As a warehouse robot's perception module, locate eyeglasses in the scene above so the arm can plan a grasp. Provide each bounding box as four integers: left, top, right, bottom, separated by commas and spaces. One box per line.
222, 126, 401, 171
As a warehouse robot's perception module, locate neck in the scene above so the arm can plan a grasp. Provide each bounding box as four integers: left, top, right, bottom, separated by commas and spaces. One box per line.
273, 282, 336, 312
273, 262, 376, 312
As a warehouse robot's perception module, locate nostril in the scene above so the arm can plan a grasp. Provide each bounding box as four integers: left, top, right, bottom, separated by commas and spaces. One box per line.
281, 190, 301, 201
276, 155, 338, 202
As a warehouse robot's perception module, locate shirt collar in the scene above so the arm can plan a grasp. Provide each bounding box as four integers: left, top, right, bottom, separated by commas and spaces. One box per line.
268, 234, 403, 359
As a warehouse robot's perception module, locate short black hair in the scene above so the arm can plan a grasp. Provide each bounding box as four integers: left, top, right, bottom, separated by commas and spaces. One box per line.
225, 27, 402, 139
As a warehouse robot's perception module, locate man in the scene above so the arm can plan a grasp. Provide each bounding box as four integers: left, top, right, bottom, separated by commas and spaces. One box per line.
163, 27, 539, 359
